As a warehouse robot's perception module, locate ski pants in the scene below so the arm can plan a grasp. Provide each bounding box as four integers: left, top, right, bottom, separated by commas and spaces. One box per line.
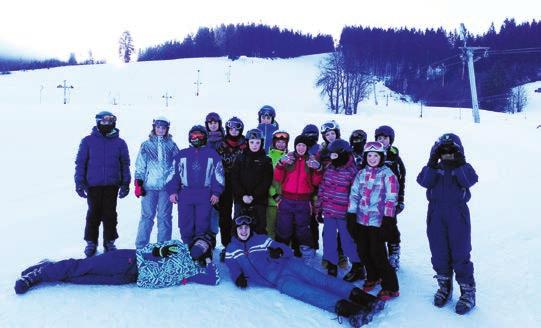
135, 190, 173, 249
266, 206, 277, 239
276, 198, 313, 247
178, 196, 212, 246
219, 177, 234, 247
427, 203, 474, 285
323, 218, 360, 265
84, 185, 119, 244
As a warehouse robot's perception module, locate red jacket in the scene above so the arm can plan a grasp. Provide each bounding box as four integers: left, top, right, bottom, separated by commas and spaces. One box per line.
274, 152, 322, 200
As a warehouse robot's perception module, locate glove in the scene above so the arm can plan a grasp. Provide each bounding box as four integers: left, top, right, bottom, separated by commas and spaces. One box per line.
346, 212, 357, 224
268, 247, 284, 259
134, 179, 146, 198
380, 216, 397, 241
395, 202, 405, 215
307, 158, 321, 170
152, 245, 180, 257
118, 184, 129, 199
427, 143, 440, 168
235, 273, 248, 289
453, 151, 466, 167
280, 154, 293, 165
76, 184, 87, 198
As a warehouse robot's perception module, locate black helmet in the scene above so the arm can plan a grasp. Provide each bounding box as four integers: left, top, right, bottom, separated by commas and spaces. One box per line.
349, 129, 367, 152
375, 125, 395, 145
188, 125, 208, 147
225, 116, 244, 136
258, 105, 276, 123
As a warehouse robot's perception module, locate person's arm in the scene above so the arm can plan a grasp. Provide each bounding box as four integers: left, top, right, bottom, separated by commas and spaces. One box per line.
416, 166, 439, 189
268, 238, 294, 258
383, 171, 399, 218
74, 138, 89, 187
274, 161, 286, 184
230, 156, 247, 201
224, 248, 244, 283
119, 140, 131, 186
347, 171, 363, 214
253, 158, 274, 200
454, 163, 478, 189
165, 155, 181, 196
210, 158, 225, 197
397, 155, 406, 203
134, 142, 147, 182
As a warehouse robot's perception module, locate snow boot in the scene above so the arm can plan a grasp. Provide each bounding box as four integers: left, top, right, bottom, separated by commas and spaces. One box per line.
104, 240, 117, 252
455, 283, 476, 315
344, 262, 366, 282
327, 263, 338, 277
84, 241, 97, 257
349, 289, 386, 325
362, 279, 381, 292
14, 268, 43, 294
335, 299, 366, 318
387, 243, 400, 271
338, 254, 349, 269
377, 289, 400, 301
21, 259, 53, 276
434, 274, 453, 308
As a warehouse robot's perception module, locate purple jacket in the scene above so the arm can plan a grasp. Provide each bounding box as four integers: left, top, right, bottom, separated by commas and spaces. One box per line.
317, 156, 358, 219
74, 127, 131, 188
165, 145, 225, 199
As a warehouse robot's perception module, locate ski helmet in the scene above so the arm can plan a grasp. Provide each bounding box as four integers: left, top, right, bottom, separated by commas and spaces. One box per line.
374, 125, 395, 145
349, 129, 367, 152
320, 120, 341, 141
328, 139, 352, 167
205, 112, 222, 130
302, 124, 319, 146
272, 130, 290, 150
95, 111, 116, 125
233, 215, 254, 241
225, 116, 244, 136
258, 105, 276, 123
436, 133, 463, 155
363, 141, 386, 167
188, 125, 208, 147
246, 128, 264, 141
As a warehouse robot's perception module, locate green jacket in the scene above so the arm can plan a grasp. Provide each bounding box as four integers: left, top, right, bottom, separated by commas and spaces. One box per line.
268, 148, 285, 206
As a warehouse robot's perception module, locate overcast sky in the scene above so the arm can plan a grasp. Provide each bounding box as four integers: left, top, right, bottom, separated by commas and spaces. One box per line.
0, 0, 538, 62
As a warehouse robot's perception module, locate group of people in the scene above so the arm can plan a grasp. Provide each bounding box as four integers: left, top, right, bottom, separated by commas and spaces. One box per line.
14, 105, 479, 326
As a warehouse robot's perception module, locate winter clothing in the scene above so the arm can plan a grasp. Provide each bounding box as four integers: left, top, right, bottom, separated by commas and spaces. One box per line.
417, 133, 478, 286
84, 185, 120, 244
267, 147, 286, 238
384, 146, 406, 204
207, 130, 224, 150
135, 190, 173, 248
166, 145, 225, 245
322, 218, 360, 266
274, 152, 322, 201
257, 122, 279, 153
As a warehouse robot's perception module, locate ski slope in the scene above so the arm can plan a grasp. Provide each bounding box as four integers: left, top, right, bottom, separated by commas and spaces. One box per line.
0, 54, 540, 327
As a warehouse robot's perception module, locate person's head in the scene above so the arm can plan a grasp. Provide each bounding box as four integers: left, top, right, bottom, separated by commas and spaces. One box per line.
363, 141, 386, 168
246, 128, 264, 153
225, 117, 244, 139
320, 120, 341, 144
327, 139, 352, 167
188, 125, 208, 148
302, 124, 319, 147
258, 105, 276, 124
95, 111, 116, 135
349, 129, 367, 153
375, 125, 395, 148
189, 233, 215, 263
436, 133, 464, 160
152, 116, 170, 137
272, 130, 290, 151
205, 112, 222, 133
234, 215, 254, 241
294, 135, 310, 156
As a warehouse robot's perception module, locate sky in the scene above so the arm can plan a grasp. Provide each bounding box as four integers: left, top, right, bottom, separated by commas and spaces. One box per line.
0, 0, 539, 62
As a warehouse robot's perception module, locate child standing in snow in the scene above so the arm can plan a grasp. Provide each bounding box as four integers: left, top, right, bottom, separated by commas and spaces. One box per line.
257, 105, 279, 153
346, 141, 399, 301
134, 117, 179, 249
417, 133, 478, 315
266, 130, 290, 239
204, 112, 225, 235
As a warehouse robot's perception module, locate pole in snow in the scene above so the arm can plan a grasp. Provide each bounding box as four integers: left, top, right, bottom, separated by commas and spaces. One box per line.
56, 80, 74, 104
162, 92, 173, 107
194, 69, 202, 96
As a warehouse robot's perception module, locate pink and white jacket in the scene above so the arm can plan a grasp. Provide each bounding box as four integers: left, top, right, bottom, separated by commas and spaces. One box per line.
316, 157, 358, 219
348, 165, 398, 227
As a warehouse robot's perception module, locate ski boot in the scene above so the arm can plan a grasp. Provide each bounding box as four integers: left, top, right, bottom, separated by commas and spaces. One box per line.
338, 254, 349, 269
434, 274, 453, 308
84, 241, 97, 257
21, 259, 53, 276
14, 268, 43, 294
327, 263, 338, 277
387, 243, 400, 271
455, 283, 476, 315
377, 289, 400, 301
362, 279, 381, 292
104, 240, 117, 252
321, 258, 329, 269
335, 299, 370, 327
343, 262, 365, 282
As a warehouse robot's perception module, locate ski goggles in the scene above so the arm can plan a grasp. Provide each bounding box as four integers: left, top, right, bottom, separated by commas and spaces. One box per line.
154, 120, 169, 128
189, 131, 206, 140
303, 132, 318, 139
438, 144, 459, 155
226, 120, 243, 130
98, 115, 117, 125
350, 137, 365, 144
273, 132, 289, 140
320, 121, 339, 133
259, 108, 274, 117
234, 215, 253, 226
364, 141, 385, 153
260, 114, 273, 120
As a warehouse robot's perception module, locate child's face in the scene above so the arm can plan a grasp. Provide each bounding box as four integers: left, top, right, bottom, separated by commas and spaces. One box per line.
228, 127, 240, 137
249, 139, 262, 152
325, 131, 337, 143
366, 152, 381, 167
154, 125, 167, 136
295, 143, 307, 156
207, 121, 220, 132
376, 135, 391, 148
260, 115, 273, 124
274, 140, 287, 151
237, 225, 251, 241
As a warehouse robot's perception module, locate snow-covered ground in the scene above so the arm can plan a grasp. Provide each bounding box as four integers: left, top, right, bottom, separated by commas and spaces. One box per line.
0, 54, 540, 327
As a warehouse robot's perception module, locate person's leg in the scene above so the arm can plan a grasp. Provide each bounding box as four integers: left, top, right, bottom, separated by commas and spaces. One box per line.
426, 205, 452, 277
276, 274, 344, 313
84, 186, 103, 243
178, 201, 196, 245
187, 263, 220, 285
322, 218, 339, 266
448, 205, 475, 286
135, 191, 158, 248
357, 225, 379, 282
293, 200, 313, 248
276, 199, 295, 244
266, 205, 277, 239
194, 201, 212, 238
156, 190, 173, 243
209, 207, 220, 235
253, 204, 267, 235
101, 185, 120, 243
368, 227, 399, 292
218, 181, 233, 246
337, 220, 361, 263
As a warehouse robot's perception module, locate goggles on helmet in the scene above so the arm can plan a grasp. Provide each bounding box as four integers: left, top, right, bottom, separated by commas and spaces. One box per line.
98, 115, 117, 125
363, 141, 385, 153
320, 121, 339, 133
273, 131, 290, 140
226, 120, 243, 130
235, 215, 253, 226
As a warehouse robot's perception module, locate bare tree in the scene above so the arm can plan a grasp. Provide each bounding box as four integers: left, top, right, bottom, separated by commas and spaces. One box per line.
316, 51, 343, 113
119, 31, 135, 63
513, 85, 528, 113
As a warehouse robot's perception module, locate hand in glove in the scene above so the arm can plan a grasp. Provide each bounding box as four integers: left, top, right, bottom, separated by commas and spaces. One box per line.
427, 143, 440, 168
76, 184, 88, 198
134, 179, 146, 198
268, 247, 284, 259
235, 273, 248, 289
118, 184, 129, 199
152, 245, 180, 257
379, 216, 397, 241
280, 154, 294, 165
395, 202, 405, 215
307, 158, 321, 170
453, 151, 466, 167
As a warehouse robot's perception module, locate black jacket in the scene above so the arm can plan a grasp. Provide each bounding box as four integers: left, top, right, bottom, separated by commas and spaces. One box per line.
231, 149, 273, 205
385, 146, 406, 203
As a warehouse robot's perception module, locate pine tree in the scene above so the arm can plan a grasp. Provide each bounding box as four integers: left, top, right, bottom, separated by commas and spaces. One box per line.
119, 31, 135, 63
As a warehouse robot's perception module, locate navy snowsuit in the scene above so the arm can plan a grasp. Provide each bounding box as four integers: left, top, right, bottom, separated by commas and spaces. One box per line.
257, 122, 279, 153
225, 234, 358, 313
417, 135, 478, 285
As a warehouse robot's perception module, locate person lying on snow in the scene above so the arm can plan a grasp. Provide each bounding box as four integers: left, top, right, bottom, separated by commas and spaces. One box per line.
224, 215, 385, 327
14, 236, 219, 294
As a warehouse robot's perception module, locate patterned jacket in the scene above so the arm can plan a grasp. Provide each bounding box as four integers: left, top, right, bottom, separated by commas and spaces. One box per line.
74, 127, 131, 188
134, 134, 179, 190
317, 156, 358, 219
348, 165, 398, 227
216, 136, 247, 175
267, 148, 286, 206
225, 234, 294, 287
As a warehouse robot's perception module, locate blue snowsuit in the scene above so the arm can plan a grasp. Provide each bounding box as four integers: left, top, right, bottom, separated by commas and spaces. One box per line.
257, 122, 279, 153
417, 134, 478, 285
225, 234, 357, 313
166, 145, 225, 245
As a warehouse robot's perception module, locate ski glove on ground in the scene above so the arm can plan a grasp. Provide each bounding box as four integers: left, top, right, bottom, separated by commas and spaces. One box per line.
134, 179, 146, 198
235, 273, 248, 289
268, 247, 284, 259
152, 245, 180, 257
118, 184, 129, 199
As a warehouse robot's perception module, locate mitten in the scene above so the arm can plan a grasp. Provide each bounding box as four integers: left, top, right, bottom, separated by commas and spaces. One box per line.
235, 273, 248, 289
152, 245, 180, 257
453, 151, 466, 167
427, 144, 440, 168
76, 184, 87, 198
268, 247, 284, 259
134, 179, 146, 198
395, 202, 405, 215
118, 184, 129, 199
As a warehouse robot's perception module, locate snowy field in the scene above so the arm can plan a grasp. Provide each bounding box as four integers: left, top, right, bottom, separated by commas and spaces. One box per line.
0, 54, 540, 327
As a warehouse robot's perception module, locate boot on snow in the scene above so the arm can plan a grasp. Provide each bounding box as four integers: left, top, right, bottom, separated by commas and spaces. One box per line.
387, 243, 400, 271
343, 262, 365, 282
14, 268, 43, 294
434, 274, 453, 308
455, 283, 476, 315
84, 241, 97, 257
338, 254, 349, 269
349, 287, 385, 314
335, 299, 372, 327
21, 259, 53, 276
104, 240, 117, 252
